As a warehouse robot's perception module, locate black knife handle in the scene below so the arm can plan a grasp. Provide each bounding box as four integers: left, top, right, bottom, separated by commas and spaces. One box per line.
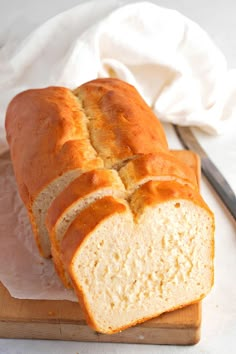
201, 157, 236, 220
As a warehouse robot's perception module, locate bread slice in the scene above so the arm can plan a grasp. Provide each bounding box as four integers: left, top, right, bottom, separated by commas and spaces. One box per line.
61, 184, 214, 334
46, 169, 126, 287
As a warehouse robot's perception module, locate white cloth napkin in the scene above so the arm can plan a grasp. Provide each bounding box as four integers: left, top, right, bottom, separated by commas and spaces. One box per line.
1, 0, 236, 156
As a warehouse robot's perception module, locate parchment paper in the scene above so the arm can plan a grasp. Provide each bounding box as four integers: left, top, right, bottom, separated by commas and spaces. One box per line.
0, 151, 77, 301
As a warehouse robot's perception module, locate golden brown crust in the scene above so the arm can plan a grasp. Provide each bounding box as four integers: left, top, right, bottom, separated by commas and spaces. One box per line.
130, 180, 213, 220
171, 150, 201, 188
74, 78, 169, 168
5, 86, 103, 207
46, 169, 125, 237
119, 151, 198, 192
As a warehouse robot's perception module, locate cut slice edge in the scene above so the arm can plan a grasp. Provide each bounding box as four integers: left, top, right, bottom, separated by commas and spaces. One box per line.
46, 169, 126, 287
31, 154, 104, 258
118, 152, 199, 194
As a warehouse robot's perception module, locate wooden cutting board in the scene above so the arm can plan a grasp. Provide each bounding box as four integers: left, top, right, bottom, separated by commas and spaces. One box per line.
0, 282, 201, 344
0, 150, 202, 344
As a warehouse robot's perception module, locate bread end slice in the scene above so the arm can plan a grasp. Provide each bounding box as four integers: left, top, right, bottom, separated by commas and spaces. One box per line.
46, 169, 126, 287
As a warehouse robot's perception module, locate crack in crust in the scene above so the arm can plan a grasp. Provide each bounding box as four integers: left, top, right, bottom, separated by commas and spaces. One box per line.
73, 93, 103, 166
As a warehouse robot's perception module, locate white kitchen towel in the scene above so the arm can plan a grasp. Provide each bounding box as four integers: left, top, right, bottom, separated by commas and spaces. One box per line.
1, 0, 236, 156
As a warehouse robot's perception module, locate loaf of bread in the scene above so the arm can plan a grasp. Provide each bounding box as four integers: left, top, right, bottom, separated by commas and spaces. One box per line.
5, 78, 214, 334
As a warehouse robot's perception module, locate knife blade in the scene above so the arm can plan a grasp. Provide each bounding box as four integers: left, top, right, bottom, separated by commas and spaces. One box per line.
173, 125, 236, 221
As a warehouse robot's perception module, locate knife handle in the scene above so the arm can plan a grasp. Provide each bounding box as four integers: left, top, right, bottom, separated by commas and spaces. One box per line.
201, 157, 236, 221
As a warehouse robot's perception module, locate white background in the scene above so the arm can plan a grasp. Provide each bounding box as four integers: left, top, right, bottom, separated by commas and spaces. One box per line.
0, 1, 236, 353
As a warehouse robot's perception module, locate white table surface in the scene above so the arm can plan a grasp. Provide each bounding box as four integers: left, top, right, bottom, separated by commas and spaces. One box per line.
0, 0, 236, 353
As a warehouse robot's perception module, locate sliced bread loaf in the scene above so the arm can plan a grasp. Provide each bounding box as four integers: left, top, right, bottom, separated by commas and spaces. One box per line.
61, 184, 214, 334
5, 78, 214, 335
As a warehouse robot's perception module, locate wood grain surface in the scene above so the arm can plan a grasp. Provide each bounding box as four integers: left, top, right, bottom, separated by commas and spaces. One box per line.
0, 282, 201, 344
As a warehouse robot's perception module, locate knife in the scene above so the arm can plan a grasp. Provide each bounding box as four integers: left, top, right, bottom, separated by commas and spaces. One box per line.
173, 125, 236, 221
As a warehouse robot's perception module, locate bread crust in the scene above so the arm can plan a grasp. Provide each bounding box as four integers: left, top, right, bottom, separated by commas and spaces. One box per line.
5, 86, 103, 206
46, 169, 125, 237
172, 150, 201, 187
119, 152, 198, 192
74, 78, 169, 167
130, 180, 213, 219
